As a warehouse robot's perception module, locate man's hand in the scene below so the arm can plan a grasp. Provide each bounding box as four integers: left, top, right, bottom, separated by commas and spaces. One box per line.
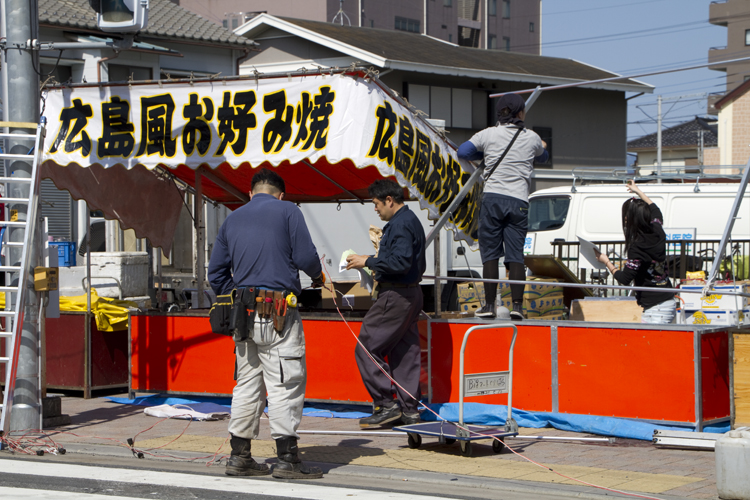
346, 254, 369, 270
311, 272, 326, 288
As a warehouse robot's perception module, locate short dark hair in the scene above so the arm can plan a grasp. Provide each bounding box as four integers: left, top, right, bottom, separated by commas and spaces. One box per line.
368, 179, 404, 203
251, 168, 285, 194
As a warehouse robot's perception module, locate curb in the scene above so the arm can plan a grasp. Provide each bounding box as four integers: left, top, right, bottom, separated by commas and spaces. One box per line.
56, 442, 691, 500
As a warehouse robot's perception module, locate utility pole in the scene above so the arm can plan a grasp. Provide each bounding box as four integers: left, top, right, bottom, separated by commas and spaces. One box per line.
4, 0, 42, 431
656, 94, 662, 183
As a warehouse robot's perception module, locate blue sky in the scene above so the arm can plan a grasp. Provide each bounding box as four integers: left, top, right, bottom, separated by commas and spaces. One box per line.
539, 0, 728, 144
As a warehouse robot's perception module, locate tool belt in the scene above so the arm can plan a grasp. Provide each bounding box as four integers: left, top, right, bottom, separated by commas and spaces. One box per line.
209, 287, 292, 341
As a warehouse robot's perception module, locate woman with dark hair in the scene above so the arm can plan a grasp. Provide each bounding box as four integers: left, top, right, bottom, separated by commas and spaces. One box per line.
595, 180, 676, 324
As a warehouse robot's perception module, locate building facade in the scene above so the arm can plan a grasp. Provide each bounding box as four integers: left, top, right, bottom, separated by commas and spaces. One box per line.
175, 0, 541, 54
708, 0, 750, 113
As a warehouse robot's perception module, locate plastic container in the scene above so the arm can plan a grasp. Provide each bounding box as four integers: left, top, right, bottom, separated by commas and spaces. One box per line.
715, 428, 750, 499
49, 241, 77, 267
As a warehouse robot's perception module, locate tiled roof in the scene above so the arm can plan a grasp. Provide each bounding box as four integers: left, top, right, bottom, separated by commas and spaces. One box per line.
627, 117, 718, 150
39, 0, 255, 48
273, 17, 650, 88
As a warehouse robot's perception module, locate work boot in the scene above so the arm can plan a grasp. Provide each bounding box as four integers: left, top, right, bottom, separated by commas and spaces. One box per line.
359, 402, 402, 428
474, 302, 496, 319
509, 302, 525, 321
400, 411, 420, 426
272, 436, 323, 479
225, 435, 270, 476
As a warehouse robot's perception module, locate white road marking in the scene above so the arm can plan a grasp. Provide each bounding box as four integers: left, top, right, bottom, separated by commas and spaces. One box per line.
0, 459, 456, 499
0, 487, 135, 499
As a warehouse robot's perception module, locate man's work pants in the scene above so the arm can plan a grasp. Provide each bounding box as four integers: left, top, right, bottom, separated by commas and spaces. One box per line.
228, 308, 306, 440
355, 287, 423, 413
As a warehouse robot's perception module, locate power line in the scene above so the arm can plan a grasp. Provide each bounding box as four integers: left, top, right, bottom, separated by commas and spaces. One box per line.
542, 0, 671, 17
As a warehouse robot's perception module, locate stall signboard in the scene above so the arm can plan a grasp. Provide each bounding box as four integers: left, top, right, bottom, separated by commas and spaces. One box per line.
41, 73, 482, 243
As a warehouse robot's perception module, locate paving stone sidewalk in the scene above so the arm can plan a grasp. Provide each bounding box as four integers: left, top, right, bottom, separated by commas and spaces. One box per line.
6, 395, 719, 500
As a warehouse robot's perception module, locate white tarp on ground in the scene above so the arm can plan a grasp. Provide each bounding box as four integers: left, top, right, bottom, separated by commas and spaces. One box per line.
40, 73, 481, 243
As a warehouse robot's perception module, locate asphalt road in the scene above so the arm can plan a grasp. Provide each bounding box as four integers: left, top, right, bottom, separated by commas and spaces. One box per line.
0, 453, 617, 500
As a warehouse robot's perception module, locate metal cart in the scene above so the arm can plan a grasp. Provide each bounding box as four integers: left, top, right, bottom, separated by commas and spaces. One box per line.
395, 323, 519, 456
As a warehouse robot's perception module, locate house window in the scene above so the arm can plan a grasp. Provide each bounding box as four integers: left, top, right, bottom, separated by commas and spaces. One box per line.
502, 0, 510, 18
231, 18, 238, 29
449, 34, 453, 43
222, 20, 228, 29
444, 0, 452, 6
489, 0, 497, 16
489, 34, 497, 49
108, 64, 152, 82
533, 127, 552, 167
529, 22, 534, 32
370, 20, 374, 27
395, 16, 420, 33
746, 29, 750, 45
503, 36, 510, 51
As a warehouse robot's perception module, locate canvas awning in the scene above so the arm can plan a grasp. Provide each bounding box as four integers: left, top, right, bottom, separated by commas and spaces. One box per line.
40, 69, 482, 248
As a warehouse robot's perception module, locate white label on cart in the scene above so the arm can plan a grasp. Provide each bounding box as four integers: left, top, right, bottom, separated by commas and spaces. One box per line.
464, 371, 509, 396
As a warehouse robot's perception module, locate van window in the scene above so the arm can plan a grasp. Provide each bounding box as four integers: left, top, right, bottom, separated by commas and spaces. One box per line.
529, 196, 570, 231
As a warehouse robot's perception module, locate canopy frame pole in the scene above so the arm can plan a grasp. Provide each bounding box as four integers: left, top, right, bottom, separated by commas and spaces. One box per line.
425, 86, 543, 248
706, 154, 750, 287
198, 167, 249, 204
301, 159, 364, 204
194, 170, 205, 309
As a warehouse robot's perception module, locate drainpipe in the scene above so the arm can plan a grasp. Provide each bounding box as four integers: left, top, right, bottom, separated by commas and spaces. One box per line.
423, 0, 427, 35
97, 52, 120, 82
235, 48, 252, 75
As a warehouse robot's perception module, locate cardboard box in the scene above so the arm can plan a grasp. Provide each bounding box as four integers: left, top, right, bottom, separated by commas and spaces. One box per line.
34, 267, 58, 291
498, 276, 562, 301
321, 281, 373, 310
683, 309, 742, 326
460, 300, 482, 314
680, 284, 749, 311
500, 292, 565, 317
457, 282, 485, 304
534, 311, 565, 321
570, 299, 642, 323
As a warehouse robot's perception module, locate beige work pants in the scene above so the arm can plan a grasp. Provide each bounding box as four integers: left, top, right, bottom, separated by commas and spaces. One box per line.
228, 308, 306, 440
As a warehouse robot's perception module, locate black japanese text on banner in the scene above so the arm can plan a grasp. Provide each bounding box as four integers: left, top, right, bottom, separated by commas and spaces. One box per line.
42, 75, 481, 242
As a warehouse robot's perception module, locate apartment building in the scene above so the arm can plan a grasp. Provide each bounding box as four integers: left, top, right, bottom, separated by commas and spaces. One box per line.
708, 0, 750, 113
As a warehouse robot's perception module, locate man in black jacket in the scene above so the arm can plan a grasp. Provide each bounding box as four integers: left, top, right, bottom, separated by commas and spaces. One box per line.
346, 179, 426, 427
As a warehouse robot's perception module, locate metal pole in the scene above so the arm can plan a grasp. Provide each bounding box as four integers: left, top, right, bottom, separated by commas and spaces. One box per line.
707, 157, 750, 286
84, 208, 91, 399
6, 0, 42, 432
194, 171, 205, 308
657, 94, 662, 183
425, 86, 542, 248
433, 230, 441, 318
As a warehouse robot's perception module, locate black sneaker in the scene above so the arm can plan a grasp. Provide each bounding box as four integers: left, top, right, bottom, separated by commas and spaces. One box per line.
400, 412, 420, 425
510, 304, 525, 321
359, 404, 402, 428
474, 302, 496, 318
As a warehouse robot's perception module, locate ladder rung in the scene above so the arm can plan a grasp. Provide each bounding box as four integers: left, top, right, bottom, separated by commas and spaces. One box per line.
0, 286, 18, 292
0, 311, 16, 316
2, 241, 24, 247
0, 198, 29, 204
0, 153, 34, 160
0, 331, 12, 337
0, 357, 10, 363
0, 266, 21, 271
0, 221, 28, 227
0, 177, 32, 183
0, 132, 37, 139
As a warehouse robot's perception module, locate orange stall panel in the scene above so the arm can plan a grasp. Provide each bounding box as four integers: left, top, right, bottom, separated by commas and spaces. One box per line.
429, 321, 552, 411
701, 332, 730, 422
557, 327, 697, 422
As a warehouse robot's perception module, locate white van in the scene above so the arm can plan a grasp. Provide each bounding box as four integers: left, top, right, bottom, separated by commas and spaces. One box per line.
527, 183, 750, 255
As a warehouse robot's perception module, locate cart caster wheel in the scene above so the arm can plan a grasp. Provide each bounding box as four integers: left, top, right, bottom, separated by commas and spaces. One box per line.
505, 417, 519, 434
445, 438, 456, 445
407, 433, 422, 449
492, 438, 505, 454
459, 441, 473, 457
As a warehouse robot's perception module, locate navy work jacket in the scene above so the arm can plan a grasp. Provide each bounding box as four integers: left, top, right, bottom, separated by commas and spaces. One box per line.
208, 193, 322, 296
365, 205, 426, 285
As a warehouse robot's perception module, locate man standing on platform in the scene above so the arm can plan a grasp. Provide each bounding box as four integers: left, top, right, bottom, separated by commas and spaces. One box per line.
208, 168, 325, 480
346, 179, 426, 428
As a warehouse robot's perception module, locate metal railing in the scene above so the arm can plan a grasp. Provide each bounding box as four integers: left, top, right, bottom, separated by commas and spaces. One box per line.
550, 239, 750, 297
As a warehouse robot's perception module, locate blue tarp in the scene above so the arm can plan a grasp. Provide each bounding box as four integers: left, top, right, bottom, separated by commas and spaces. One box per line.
105, 394, 371, 419
105, 395, 729, 440
423, 402, 730, 441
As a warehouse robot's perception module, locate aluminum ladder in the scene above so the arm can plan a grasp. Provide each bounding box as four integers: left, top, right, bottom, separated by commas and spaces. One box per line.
0, 121, 45, 434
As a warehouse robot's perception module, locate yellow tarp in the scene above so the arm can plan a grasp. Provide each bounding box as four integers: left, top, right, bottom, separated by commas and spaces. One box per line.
59, 289, 138, 332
